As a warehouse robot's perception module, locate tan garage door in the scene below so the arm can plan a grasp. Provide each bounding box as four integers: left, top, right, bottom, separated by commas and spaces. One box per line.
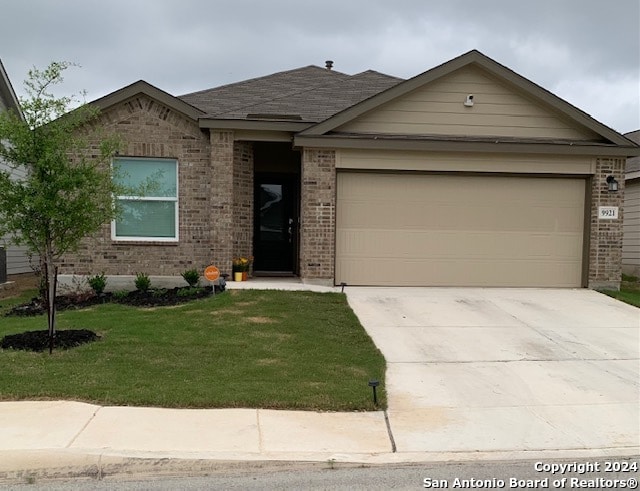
336, 173, 586, 287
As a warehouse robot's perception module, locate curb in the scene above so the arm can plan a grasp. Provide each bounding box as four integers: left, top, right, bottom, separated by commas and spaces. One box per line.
2, 447, 638, 485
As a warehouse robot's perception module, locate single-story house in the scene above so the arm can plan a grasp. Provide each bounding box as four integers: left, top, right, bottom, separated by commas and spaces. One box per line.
59, 50, 640, 289
623, 130, 640, 276
0, 59, 35, 276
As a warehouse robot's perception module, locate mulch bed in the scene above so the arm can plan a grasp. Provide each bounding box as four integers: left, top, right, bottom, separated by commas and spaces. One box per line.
1, 329, 100, 352
4, 284, 225, 317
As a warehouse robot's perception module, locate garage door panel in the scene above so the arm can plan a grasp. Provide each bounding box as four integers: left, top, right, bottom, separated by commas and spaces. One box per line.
339, 201, 583, 233
337, 257, 582, 287
336, 173, 585, 287
337, 230, 582, 259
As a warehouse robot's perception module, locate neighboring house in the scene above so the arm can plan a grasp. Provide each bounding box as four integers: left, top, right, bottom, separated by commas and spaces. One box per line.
60, 50, 639, 289
623, 130, 640, 276
0, 59, 34, 275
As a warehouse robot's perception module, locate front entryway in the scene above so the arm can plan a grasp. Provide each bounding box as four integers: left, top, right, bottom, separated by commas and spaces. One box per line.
249, 142, 300, 275
253, 174, 298, 273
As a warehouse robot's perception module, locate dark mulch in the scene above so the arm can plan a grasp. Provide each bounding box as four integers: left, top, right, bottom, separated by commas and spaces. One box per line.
5, 282, 225, 317
1, 329, 100, 352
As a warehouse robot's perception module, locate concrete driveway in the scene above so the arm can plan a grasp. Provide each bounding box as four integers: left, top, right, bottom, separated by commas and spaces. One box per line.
346, 288, 639, 456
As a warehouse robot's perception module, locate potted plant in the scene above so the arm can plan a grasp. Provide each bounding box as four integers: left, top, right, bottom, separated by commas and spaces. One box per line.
232, 256, 253, 281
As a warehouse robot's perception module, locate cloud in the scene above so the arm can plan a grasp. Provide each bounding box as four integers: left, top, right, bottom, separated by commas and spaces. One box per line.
1, 0, 638, 131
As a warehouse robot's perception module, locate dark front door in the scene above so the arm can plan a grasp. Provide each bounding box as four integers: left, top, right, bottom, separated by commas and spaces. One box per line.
253, 174, 298, 273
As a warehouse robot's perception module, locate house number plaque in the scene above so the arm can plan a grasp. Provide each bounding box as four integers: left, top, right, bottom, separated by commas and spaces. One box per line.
598, 206, 619, 220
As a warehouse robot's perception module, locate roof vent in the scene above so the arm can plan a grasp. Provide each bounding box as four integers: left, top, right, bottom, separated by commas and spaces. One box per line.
325, 60, 334, 70
246, 113, 302, 121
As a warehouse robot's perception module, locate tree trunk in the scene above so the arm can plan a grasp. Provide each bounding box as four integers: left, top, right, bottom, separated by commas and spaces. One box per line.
44, 248, 57, 354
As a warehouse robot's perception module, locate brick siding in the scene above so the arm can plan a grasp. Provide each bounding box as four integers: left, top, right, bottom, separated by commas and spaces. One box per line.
300, 148, 336, 282
60, 95, 215, 276
233, 141, 254, 264
588, 157, 625, 289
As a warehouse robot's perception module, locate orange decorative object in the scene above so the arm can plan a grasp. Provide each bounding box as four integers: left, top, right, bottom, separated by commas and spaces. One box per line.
204, 265, 220, 281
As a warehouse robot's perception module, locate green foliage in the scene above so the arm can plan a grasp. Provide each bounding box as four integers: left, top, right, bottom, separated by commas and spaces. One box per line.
181, 269, 200, 287
0, 61, 122, 258
134, 272, 151, 292
0, 61, 122, 346
112, 290, 129, 300
87, 273, 107, 295
600, 275, 640, 308
152, 288, 168, 298
177, 287, 204, 297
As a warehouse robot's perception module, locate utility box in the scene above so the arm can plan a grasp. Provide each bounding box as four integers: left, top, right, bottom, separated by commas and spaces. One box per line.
0, 246, 6, 284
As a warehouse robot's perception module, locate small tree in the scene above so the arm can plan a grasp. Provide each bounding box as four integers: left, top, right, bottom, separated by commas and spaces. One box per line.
0, 62, 120, 353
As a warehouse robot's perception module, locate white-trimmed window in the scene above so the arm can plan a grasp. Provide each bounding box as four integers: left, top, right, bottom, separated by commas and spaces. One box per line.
112, 157, 179, 242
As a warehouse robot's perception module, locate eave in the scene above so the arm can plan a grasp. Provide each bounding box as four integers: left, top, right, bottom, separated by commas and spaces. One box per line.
299, 50, 632, 149
90, 80, 205, 121
294, 133, 640, 157
0, 59, 24, 121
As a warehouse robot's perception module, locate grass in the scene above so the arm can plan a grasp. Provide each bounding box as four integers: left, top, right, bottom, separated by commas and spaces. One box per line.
0, 289, 386, 410
600, 274, 640, 308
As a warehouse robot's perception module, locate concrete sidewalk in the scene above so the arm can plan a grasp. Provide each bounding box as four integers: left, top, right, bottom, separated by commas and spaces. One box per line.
1, 400, 633, 482
0, 401, 393, 471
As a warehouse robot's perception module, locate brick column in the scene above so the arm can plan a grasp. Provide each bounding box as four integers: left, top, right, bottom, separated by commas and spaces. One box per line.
233, 141, 254, 260
300, 148, 336, 284
588, 157, 625, 290
210, 130, 235, 275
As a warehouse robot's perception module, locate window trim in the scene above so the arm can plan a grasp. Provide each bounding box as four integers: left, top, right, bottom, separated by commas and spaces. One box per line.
111, 157, 179, 243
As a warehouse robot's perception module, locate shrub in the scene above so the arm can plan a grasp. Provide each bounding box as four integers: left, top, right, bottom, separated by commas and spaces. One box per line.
87, 273, 107, 295
152, 288, 168, 298
177, 287, 204, 298
113, 290, 129, 300
181, 269, 200, 288
134, 272, 151, 292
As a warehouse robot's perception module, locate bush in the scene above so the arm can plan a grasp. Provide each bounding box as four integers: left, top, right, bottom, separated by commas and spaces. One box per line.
134, 273, 151, 292
181, 269, 200, 287
177, 287, 204, 298
152, 288, 168, 298
113, 290, 129, 300
87, 273, 107, 295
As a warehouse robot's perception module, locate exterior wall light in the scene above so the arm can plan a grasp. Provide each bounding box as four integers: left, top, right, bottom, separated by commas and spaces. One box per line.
606, 175, 619, 192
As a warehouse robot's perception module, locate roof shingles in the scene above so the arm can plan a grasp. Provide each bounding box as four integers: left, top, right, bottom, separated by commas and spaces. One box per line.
178, 66, 402, 123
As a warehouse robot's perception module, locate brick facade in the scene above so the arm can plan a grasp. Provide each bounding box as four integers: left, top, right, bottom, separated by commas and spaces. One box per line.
60, 95, 213, 276
233, 141, 254, 263
58, 95, 627, 290
588, 157, 626, 289
208, 130, 235, 274
300, 148, 336, 283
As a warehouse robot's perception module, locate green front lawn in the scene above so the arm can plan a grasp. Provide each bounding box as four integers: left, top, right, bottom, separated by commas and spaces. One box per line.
0, 289, 386, 410
600, 274, 640, 308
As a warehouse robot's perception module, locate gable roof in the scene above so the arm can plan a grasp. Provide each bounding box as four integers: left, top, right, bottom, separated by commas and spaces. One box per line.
179, 66, 402, 124
625, 130, 640, 174
298, 50, 634, 149
0, 59, 24, 120
91, 80, 205, 121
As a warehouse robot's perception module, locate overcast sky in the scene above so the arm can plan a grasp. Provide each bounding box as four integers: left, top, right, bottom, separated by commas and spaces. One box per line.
1, 0, 639, 133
